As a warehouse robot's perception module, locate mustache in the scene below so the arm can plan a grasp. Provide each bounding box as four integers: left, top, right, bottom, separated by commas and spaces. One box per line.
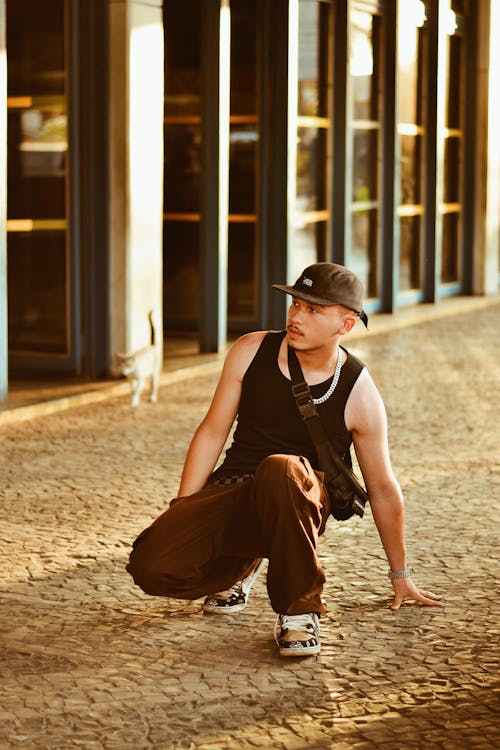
287, 324, 303, 336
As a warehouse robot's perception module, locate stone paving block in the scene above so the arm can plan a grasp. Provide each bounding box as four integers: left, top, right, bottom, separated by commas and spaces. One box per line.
1, 304, 500, 748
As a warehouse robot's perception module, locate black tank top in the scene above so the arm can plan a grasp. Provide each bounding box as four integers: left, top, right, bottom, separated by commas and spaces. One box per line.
210, 330, 365, 480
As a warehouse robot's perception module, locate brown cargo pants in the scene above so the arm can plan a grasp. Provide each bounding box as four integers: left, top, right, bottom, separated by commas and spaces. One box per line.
126, 454, 331, 615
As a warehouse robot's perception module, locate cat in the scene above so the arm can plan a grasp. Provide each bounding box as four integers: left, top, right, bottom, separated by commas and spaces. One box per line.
113, 311, 161, 407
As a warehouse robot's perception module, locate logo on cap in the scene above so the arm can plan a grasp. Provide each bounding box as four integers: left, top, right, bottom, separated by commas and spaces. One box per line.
302, 277, 313, 287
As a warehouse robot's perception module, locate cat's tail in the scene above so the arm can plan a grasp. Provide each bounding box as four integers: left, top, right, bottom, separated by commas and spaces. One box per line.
148, 310, 156, 347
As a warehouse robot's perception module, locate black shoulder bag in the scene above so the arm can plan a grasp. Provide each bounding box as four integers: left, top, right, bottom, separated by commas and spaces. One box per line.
287, 346, 368, 521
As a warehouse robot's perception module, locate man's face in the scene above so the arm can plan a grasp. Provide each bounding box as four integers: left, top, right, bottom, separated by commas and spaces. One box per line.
286, 296, 350, 350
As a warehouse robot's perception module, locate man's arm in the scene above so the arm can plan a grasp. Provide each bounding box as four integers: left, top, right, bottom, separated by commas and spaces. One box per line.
346, 370, 442, 610
177, 331, 267, 497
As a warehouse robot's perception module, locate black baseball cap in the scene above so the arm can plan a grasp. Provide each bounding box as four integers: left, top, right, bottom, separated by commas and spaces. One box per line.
273, 262, 368, 327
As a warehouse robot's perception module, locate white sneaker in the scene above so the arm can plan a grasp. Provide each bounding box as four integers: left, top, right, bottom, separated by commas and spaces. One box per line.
274, 613, 321, 656
203, 559, 266, 614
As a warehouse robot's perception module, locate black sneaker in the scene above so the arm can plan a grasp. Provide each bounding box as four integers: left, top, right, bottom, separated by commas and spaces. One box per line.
274, 613, 321, 656
203, 559, 265, 614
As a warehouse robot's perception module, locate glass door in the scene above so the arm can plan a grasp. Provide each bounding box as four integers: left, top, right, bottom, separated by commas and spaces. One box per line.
163, 0, 261, 334
289, 0, 332, 279
228, 1, 260, 329
396, 0, 427, 300
7, 0, 79, 372
439, 2, 464, 293
163, 0, 202, 332
349, 5, 382, 301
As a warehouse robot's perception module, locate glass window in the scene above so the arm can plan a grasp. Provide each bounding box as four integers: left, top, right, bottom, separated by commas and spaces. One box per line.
164, 0, 201, 117
8, 108, 67, 219
441, 213, 459, 283
228, 1, 259, 324
298, 0, 325, 118
164, 125, 201, 214
290, 220, 328, 281
291, 0, 332, 275
229, 126, 258, 215
296, 126, 327, 209
164, 222, 200, 323
230, 4, 257, 117
350, 10, 377, 121
163, 0, 260, 330
446, 35, 462, 129
443, 137, 460, 204
8, 233, 67, 353
163, 1, 335, 329
400, 133, 423, 205
352, 208, 378, 294
397, 0, 425, 126
398, 34, 420, 124
440, 30, 463, 286
163, 0, 202, 331
349, 8, 381, 299
352, 129, 378, 203
399, 215, 421, 290
397, 2, 426, 293
228, 223, 257, 320
7, 0, 69, 355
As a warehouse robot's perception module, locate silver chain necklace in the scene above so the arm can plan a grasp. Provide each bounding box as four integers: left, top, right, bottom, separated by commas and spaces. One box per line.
312, 348, 343, 405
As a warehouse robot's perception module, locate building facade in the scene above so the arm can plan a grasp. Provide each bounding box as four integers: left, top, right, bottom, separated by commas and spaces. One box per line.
0, 0, 499, 401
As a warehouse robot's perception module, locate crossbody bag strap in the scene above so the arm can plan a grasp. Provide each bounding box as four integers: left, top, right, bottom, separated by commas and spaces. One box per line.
287, 345, 368, 518
287, 345, 332, 453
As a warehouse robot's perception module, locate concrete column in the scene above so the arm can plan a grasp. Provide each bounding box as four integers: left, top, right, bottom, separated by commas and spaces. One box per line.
0, 0, 7, 401
108, 0, 164, 358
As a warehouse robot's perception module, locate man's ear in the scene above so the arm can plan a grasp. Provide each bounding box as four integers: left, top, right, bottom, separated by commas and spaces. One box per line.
338, 313, 356, 335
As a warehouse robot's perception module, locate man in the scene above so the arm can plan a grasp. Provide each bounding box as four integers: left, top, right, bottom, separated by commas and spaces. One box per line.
127, 263, 442, 656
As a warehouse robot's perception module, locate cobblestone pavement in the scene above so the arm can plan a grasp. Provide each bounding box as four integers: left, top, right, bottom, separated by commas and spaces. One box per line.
1, 302, 499, 749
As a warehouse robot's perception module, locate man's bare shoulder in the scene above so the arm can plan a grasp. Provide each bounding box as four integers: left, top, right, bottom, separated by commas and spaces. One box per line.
345, 367, 387, 432
228, 330, 269, 358
223, 330, 270, 378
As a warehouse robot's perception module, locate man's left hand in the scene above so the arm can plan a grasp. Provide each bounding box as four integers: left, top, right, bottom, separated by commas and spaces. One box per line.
390, 576, 443, 610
